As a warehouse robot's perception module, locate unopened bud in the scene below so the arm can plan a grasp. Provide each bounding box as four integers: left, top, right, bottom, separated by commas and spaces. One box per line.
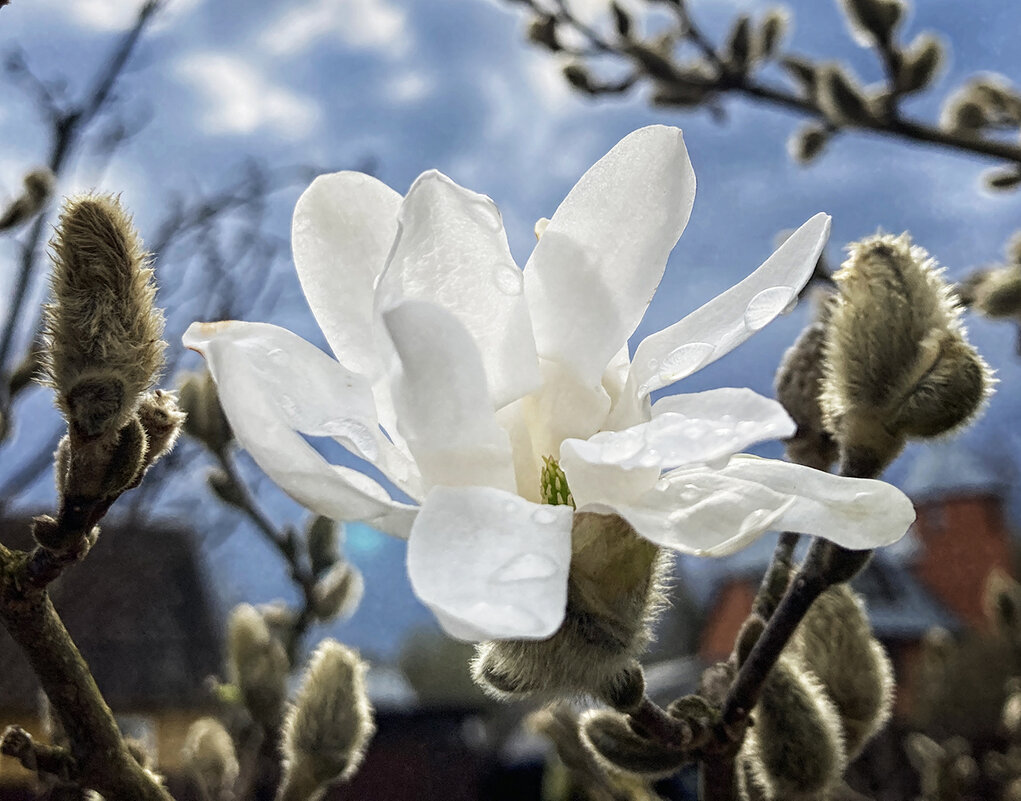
226, 603, 289, 728
775, 297, 839, 469
311, 561, 364, 621
0, 167, 55, 231
208, 468, 245, 508
563, 63, 594, 93
178, 370, 232, 454
526, 15, 560, 51
754, 9, 788, 61
787, 123, 830, 165
898, 33, 944, 94
837, 0, 905, 46
43, 195, 165, 441
985, 166, 1021, 192
306, 516, 340, 577
983, 569, 1021, 641
136, 390, 185, 472
820, 233, 994, 471
723, 15, 752, 73
182, 717, 239, 801
578, 709, 690, 778
793, 583, 894, 757
816, 64, 875, 127
279, 640, 375, 801
472, 514, 668, 700
740, 656, 846, 800
781, 56, 818, 96
611, 2, 632, 39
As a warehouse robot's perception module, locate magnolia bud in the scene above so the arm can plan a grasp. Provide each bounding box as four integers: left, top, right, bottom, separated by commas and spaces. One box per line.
820, 233, 994, 472
182, 717, 239, 801
775, 297, 838, 469
43, 195, 165, 442
472, 513, 669, 701
311, 562, 364, 621
226, 604, 289, 728
0, 167, 54, 231
526, 15, 560, 51
578, 709, 690, 778
754, 9, 788, 61
723, 15, 752, 73
136, 390, 185, 473
793, 583, 894, 757
563, 64, 595, 93
985, 167, 1021, 192
787, 123, 830, 165
740, 656, 846, 800
898, 33, 945, 94
208, 468, 245, 508
178, 369, 232, 454
279, 640, 375, 801
969, 266, 1021, 319
837, 0, 905, 46
984, 569, 1021, 641
781, 56, 818, 96
306, 516, 340, 577
816, 64, 875, 127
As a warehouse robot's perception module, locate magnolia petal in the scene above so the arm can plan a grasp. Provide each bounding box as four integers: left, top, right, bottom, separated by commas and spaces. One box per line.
605, 455, 914, 556
384, 300, 518, 493
292, 171, 400, 379
630, 212, 832, 397
523, 360, 611, 467
561, 389, 794, 508
524, 125, 696, 386
375, 170, 541, 408
182, 321, 418, 536
407, 486, 574, 641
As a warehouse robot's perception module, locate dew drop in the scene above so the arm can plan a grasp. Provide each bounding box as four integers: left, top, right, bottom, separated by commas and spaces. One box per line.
743, 286, 795, 332
494, 552, 560, 583
658, 342, 715, 384
599, 430, 645, 464
638, 448, 661, 469
532, 507, 559, 526
494, 263, 524, 296
503, 499, 520, 515
678, 482, 701, 503
267, 347, 288, 365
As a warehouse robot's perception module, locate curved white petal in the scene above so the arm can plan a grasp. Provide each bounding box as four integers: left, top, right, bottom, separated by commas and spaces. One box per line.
630, 212, 831, 397
375, 170, 541, 408
605, 455, 914, 556
182, 321, 418, 537
384, 300, 517, 493
407, 486, 574, 641
522, 360, 611, 467
292, 171, 400, 379
292, 172, 409, 454
524, 125, 696, 386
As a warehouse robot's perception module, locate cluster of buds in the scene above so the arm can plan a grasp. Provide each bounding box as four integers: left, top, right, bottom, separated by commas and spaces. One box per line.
819, 233, 993, 475
34, 195, 182, 554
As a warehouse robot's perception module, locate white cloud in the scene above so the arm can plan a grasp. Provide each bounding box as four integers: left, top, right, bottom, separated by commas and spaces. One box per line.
384, 71, 435, 104
45, 0, 203, 31
175, 53, 320, 138
261, 0, 410, 58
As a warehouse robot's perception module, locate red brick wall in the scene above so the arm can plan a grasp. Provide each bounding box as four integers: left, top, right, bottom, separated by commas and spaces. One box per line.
699, 580, 756, 663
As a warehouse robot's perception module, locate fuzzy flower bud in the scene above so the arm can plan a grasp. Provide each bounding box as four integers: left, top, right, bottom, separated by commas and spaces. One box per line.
816, 64, 875, 127
472, 513, 668, 702
0, 167, 55, 231
226, 603, 289, 729
306, 516, 340, 577
820, 233, 994, 473
723, 15, 753, 73
754, 9, 788, 61
775, 297, 839, 470
182, 717, 239, 801
278, 640, 375, 801
178, 369, 233, 454
837, 0, 905, 46
968, 265, 1021, 319
43, 194, 165, 441
787, 123, 830, 165
898, 33, 945, 94
578, 708, 690, 778
740, 656, 846, 800
792, 583, 894, 757
136, 389, 185, 473
311, 561, 364, 621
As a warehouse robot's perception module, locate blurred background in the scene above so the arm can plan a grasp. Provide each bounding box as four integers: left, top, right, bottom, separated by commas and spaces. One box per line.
2, 1, 1021, 798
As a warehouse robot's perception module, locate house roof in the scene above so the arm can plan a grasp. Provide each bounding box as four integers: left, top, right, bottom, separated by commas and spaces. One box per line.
0, 515, 222, 712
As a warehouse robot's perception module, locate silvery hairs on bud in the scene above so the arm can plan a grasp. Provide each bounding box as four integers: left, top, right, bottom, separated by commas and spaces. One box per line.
792, 583, 894, 758
182, 717, 239, 801
472, 513, 670, 703
278, 640, 375, 801
226, 603, 289, 729
0, 167, 55, 231
740, 655, 847, 801
43, 194, 165, 440
820, 233, 994, 472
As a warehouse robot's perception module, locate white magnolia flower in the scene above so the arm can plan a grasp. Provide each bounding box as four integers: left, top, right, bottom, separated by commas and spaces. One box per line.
184, 126, 914, 643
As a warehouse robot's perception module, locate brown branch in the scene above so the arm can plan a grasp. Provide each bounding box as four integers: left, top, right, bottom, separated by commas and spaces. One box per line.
0, 545, 173, 801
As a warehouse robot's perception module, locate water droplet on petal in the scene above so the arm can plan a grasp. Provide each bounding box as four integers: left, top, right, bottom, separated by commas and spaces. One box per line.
494, 263, 524, 296
531, 507, 559, 526
599, 429, 646, 464
494, 552, 560, 583
504, 499, 520, 514
267, 347, 288, 365
743, 286, 796, 332
678, 482, 701, 503
658, 342, 715, 384
638, 448, 661, 469
737, 508, 780, 537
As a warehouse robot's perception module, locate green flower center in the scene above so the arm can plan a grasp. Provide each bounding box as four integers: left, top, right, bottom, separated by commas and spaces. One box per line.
540, 455, 575, 508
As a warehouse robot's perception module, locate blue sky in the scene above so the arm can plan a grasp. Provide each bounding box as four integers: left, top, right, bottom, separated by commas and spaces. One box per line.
3, 0, 1021, 661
